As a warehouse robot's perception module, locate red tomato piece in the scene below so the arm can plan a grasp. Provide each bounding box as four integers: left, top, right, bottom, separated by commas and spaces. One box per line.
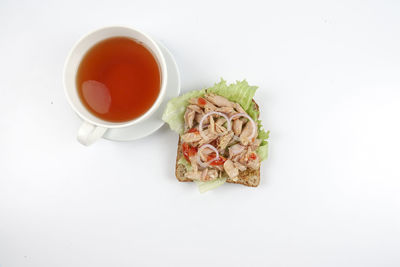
188, 128, 199, 134
182, 143, 197, 161
207, 153, 226, 166
198, 97, 207, 106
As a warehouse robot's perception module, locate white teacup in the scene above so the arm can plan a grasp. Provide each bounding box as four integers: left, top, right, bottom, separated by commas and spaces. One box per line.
63, 26, 167, 146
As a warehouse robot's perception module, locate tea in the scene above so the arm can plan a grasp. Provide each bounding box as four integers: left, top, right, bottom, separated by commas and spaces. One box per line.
76, 37, 161, 122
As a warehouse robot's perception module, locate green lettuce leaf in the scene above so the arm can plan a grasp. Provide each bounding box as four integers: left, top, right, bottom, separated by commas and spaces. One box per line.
195, 177, 227, 193
257, 128, 269, 161
257, 143, 269, 162
247, 101, 260, 121
258, 128, 270, 141
207, 79, 257, 111
162, 89, 206, 134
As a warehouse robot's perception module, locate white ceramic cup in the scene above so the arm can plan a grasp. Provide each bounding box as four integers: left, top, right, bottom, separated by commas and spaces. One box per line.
63, 26, 167, 146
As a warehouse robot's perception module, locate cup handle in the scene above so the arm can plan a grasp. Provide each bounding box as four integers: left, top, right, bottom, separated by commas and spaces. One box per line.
77, 121, 107, 146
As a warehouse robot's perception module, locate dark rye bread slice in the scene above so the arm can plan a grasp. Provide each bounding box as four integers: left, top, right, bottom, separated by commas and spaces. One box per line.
175, 100, 261, 187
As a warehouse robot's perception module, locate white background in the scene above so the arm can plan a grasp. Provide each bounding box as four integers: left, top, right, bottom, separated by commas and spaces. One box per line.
1, 0, 399, 266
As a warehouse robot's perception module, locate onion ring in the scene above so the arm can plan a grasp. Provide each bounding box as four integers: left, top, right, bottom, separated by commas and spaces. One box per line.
199, 111, 231, 140
196, 144, 219, 168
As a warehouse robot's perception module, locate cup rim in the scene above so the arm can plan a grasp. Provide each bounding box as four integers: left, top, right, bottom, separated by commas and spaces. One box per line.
63, 25, 168, 129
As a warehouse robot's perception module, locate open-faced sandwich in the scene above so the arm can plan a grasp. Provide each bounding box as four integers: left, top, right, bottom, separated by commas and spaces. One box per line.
162, 80, 269, 192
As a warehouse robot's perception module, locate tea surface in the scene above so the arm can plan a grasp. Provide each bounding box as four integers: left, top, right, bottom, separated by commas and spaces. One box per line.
76, 37, 161, 122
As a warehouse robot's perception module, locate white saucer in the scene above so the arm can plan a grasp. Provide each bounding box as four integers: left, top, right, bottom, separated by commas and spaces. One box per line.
103, 42, 180, 141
